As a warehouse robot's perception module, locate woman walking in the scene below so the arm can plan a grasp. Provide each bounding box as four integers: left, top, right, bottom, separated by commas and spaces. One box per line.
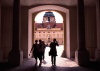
49, 39, 59, 66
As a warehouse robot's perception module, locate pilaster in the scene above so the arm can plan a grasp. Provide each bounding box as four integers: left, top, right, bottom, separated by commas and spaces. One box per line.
8, 0, 23, 66
95, 0, 100, 61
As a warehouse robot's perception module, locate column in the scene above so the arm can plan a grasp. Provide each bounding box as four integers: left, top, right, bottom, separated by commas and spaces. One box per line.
8, 0, 22, 66
95, 0, 100, 61
75, 0, 89, 66
0, 0, 2, 62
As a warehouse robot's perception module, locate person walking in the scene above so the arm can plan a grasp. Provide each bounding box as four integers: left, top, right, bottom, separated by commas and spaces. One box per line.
41, 41, 46, 60
30, 40, 39, 66
49, 38, 59, 66
38, 39, 44, 67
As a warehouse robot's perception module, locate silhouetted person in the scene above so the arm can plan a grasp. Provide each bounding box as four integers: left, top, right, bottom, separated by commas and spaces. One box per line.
38, 39, 44, 67
49, 39, 59, 66
41, 41, 46, 60
30, 40, 38, 66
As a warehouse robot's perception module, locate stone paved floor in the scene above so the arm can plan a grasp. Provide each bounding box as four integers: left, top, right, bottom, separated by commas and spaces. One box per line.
2, 57, 98, 71
0, 46, 99, 71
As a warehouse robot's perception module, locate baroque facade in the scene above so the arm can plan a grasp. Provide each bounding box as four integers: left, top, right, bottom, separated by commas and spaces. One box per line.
34, 12, 64, 44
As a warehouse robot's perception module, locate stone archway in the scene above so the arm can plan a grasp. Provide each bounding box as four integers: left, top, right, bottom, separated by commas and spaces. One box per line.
28, 5, 70, 58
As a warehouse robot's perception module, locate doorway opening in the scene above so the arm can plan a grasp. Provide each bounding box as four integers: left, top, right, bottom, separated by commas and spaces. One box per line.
33, 11, 64, 58
28, 5, 71, 62
28, 5, 78, 67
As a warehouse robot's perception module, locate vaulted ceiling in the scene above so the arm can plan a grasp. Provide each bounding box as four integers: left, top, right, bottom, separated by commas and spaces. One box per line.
2, 0, 96, 6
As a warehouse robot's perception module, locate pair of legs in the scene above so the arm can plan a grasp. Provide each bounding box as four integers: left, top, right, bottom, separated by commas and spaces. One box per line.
38, 55, 42, 67
42, 52, 45, 60
51, 56, 56, 66
34, 57, 38, 66
39, 59, 42, 67
34, 56, 42, 67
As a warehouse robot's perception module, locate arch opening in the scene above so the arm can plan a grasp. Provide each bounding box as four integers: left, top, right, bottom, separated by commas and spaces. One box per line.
34, 10, 64, 58
28, 5, 70, 59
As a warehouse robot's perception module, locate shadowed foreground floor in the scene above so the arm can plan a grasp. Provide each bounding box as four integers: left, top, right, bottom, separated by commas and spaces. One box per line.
0, 57, 98, 71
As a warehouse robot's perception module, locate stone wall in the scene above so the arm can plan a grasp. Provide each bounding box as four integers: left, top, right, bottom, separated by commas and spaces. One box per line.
1, 7, 13, 61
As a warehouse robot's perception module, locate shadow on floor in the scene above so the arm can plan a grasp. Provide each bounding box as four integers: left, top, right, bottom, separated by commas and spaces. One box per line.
89, 61, 100, 69
0, 61, 99, 71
